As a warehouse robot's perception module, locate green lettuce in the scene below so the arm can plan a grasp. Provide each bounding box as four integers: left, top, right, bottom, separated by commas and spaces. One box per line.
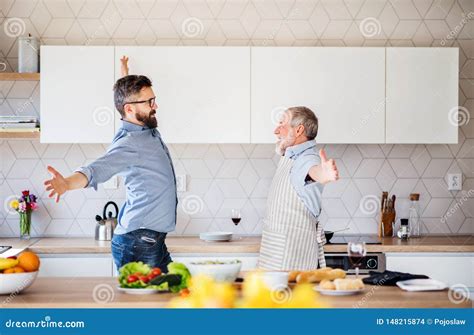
118, 261, 151, 288
167, 262, 191, 293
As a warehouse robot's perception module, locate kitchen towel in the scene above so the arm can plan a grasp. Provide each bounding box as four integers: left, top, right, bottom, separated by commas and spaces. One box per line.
363, 270, 429, 286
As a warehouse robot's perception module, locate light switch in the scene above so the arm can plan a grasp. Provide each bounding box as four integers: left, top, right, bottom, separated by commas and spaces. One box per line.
447, 173, 462, 191
176, 174, 186, 192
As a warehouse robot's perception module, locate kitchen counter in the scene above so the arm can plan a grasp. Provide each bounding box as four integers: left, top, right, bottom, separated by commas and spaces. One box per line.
1, 235, 473, 254
1, 276, 470, 308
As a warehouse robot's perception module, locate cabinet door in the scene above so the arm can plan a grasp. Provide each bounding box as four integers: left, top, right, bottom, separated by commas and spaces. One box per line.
385, 253, 473, 287
386, 48, 458, 143
40, 46, 116, 143
251, 47, 386, 144
38, 255, 113, 277
114, 47, 251, 143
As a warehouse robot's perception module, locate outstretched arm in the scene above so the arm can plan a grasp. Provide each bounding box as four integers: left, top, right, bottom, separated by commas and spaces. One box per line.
44, 167, 88, 203
308, 148, 339, 184
120, 55, 129, 77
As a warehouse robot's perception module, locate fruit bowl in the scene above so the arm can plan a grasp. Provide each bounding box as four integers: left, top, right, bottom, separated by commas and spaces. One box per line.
0, 271, 38, 295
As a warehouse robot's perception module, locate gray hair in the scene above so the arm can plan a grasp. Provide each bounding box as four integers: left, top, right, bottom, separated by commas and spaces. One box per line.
287, 106, 319, 140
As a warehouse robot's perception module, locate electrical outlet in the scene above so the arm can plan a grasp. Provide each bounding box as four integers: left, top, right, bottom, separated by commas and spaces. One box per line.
176, 174, 186, 192
103, 176, 119, 189
447, 173, 462, 191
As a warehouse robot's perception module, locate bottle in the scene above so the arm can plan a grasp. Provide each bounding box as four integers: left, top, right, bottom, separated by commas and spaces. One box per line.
408, 193, 421, 237
397, 218, 409, 240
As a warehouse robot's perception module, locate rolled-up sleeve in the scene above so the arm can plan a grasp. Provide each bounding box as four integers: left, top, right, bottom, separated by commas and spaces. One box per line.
292, 153, 321, 187
75, 141, 138, 190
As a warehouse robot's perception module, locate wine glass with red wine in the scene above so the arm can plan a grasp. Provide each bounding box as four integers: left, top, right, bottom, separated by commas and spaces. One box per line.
231, 209, 241, 226
347, 242, 367, 279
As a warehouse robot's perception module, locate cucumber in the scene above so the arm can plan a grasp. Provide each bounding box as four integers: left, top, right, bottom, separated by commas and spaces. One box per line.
149, 274, 182, 287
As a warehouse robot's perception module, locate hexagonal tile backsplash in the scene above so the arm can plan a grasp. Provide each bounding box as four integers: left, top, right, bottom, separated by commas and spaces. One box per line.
0, 0, 472, 237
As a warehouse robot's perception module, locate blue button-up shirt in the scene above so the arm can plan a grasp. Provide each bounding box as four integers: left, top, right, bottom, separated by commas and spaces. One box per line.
76, 120, 177, 235
285, 140, 324, 219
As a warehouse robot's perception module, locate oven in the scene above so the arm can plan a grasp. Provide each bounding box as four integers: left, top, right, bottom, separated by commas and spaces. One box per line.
324, 253, 386, 274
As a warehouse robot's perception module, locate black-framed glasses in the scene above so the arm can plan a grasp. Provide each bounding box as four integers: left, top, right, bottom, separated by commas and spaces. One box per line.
123, 96, 156, 108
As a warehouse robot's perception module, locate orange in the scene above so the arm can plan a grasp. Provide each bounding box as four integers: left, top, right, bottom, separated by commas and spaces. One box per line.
17, 251, 40, 272
3, 266, 25, 274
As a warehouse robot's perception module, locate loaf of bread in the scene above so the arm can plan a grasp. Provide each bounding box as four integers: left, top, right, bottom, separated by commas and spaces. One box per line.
295, 267, 346, 284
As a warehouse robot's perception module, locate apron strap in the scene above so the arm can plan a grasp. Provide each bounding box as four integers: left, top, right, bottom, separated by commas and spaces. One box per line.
316, 221, 327, 268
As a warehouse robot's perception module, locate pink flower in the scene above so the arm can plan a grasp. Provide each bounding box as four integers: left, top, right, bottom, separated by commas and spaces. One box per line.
30, 202, 38, 211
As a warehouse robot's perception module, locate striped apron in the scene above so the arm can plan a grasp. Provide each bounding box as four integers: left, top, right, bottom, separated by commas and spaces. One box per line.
258, 155, 326, 271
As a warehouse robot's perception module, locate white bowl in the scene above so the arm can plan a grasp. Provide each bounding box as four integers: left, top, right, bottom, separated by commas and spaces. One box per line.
260, 271, 289, 290
0, 271, 38, 295
187, 260, 242, 282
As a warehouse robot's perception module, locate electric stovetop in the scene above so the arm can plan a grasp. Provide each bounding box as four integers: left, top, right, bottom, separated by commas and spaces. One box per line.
328, 235, 382, 244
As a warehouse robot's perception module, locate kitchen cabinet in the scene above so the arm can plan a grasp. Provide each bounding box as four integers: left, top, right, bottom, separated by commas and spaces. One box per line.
38, 254, 114, 277
40, 46, 116, 143
250, 47, 386, 144
386, 48, 458, 143
385, 252, 473, 287
114, 46, 251, 143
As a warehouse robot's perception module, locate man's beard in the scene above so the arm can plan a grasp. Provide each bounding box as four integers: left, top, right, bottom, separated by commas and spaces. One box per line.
275, 131, 296, 156
137, 109, 157, 128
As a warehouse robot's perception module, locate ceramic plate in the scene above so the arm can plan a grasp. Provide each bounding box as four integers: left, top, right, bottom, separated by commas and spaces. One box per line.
313, 287, 365, 296
117, 286, 164, 295
396, 279, 447, 292
200, 232, 233, 242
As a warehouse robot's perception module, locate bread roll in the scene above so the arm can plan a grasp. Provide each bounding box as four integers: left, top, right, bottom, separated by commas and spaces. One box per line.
333, 278, 365, 290
319, 279, 336, 290
288, 271, 300, 282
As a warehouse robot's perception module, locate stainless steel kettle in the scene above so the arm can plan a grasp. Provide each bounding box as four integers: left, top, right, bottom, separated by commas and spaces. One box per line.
95, 201, 119, 241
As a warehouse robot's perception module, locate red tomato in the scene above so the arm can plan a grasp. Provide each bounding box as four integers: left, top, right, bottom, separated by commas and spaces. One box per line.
151, 268, 162, 277
127, 275, 139, 283
139, 275, 150, 283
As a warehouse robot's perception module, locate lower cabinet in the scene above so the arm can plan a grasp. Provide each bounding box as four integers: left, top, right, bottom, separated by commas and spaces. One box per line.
385, 253, 473, 287
38, 254, 114, 277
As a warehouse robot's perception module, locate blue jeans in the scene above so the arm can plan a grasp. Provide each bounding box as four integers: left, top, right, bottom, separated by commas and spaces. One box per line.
111, 229, 172, 273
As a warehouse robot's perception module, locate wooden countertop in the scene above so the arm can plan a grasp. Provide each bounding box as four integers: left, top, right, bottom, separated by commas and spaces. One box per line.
1, 277, 469, 308
0, 235, 473, 254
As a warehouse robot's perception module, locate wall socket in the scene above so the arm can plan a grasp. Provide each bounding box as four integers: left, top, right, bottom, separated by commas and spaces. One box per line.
176, 174, 187, 192
447, 173, 462, 191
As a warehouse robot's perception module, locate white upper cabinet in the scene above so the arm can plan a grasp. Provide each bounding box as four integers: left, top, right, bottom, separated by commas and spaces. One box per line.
386, 48, 458, 144
250, 47, 386, 144
40, 46, 115, 143
114, 46, 251, 143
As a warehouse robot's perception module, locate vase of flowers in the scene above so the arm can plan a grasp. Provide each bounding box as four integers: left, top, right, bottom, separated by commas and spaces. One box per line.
9, 190, 38, 240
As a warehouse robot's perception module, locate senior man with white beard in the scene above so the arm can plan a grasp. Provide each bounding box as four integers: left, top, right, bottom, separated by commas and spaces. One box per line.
258, 106, 339, 271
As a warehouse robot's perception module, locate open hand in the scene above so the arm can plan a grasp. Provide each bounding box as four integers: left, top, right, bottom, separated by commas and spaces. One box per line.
318, 148, 339, 183
120, 55, 129, 77
44, 166, 67, 203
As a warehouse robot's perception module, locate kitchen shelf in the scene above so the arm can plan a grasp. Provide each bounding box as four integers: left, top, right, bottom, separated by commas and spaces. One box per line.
0, 128, 40, 138
0, 72, 40, 81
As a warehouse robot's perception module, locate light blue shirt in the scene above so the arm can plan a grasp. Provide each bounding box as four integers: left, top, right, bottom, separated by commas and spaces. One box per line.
76, 120, 177, 235
285, 140, 324, 219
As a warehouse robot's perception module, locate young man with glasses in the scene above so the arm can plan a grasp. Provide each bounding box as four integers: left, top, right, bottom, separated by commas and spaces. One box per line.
44, 56, 177, 272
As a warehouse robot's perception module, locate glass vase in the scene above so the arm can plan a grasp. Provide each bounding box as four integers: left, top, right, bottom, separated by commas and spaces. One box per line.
19, 211, 31, 240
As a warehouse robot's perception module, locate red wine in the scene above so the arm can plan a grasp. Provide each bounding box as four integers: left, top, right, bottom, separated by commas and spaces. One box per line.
232, 218, 241, 225
349, 256, 364, 267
